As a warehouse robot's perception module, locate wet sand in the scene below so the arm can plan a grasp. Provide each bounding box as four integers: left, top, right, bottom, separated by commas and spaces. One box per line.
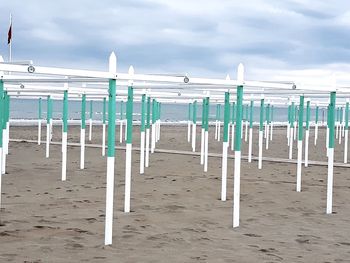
1, 124, 350, 262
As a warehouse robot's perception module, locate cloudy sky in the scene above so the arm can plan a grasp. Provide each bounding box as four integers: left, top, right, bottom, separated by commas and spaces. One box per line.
1, 0, 350, 84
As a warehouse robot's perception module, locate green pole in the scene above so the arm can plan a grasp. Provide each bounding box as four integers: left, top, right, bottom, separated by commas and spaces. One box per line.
259, 99, 264, 131
103, 98, 107, 124
231, 102, 236, 123
63, 91, 68, 133
193, 100, 197, 124
47, 95, 51, 124
152, 99, 156, 124
126, 85, 133, 144
0, 81, 4, 149
205, 98, 209, 131
235, 86, 243, 151
223, 92, 230, 142
329, 93, 336, 148
146, 97, 151, 129
107, 80, 116, 157
306, 100, 310, 130
81, 94, 86, 129
298, 96, 304, 140
141, 95, 146, 132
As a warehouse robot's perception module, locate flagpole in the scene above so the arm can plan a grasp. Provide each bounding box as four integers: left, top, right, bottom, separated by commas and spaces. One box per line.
9, 13, 12, 62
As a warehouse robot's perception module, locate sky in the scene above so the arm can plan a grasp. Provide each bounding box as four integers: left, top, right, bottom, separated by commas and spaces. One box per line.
1, 0, 350, 85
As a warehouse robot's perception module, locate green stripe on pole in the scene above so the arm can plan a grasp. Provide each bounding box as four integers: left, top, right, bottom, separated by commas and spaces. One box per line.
231, 102, 235, 123
202, 99, 205, 127
81, 94, 86, 129
315, 105, 319, 123
39, 98, 42, 119
205, 97, 209, 131
0, 81, 3, 147
140, 94, 146, 132
152, 99, 156, 123
47, 95, 51, 124
259, 99, 264, 131
345, 103, 349, 129
63, 90, 68, 132
90, 100, 93, 119
126, 86, 133, 144
249, 100, 253, 128
223, 92, 230, 142
306, 100, 310, 130
107, 79, 116, 157
146, 97, 151, 128
193, 100, 197, 124
103, 98, 106, 124
329, 92, 336, 148
235, 86, 243, 151
298, 96, 304, 140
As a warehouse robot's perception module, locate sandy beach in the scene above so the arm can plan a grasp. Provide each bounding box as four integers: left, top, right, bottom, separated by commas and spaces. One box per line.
0, 124, 350, 262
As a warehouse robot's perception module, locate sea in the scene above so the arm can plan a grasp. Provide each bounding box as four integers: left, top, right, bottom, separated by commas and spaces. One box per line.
10, 98, 326, 124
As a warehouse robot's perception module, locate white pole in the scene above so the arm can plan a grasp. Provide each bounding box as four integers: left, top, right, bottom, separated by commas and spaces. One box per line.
192, 123, 196, 152
1, 134, 6, 175
289, 127, 293, 159
241, 121, 244, 139
151, 123, 155, 153
145, 128, 150, 167
244, 120, 248, 142
204, 130, 209, 172
294, 121, 297, 140
200, 128, 204, 164
296, 140, 303, 192
305, 130, 309, 167
265, 123, 269, 150
231, 123, 235, 151
218, 121, 221, 141
88, 118, 92, 141
62, 131, 67, 181
119, 120, 123, 143
140, 131, 145, 173
6, 122, 9, 155
46, 123, 50, 158
287, 123, 290, 146
0, 147, 3, 209
50, 119, 53, 141
248, 128, 253, 162
339, 123, 342, 144
326, 127, 329, 157
344, 129, 348, 164
221, 141, 228, 201
326, 148, 334, 214
124, 143, 132, 213
258, 130, 263, 169
214, 120, 218, 140
102, 123, 106, 156
124, 120, 127, 141
336, 122, 339, 139
38, 119, 41, 145
270, 121, 273, 141
314, 123, 318, 146
105, 156, 115, 245
233, 151, 241, 227
80, 128, 85, 169
188, 120, 191, 142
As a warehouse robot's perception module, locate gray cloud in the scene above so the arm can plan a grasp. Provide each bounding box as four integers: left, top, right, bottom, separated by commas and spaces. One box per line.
0, 0, 350, 80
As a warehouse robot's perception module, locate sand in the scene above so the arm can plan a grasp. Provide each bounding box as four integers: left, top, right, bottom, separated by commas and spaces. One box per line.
0, 124, 350, 262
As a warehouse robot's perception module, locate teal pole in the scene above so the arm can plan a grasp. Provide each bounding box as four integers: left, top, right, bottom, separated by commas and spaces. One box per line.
126, 86, 133, 144
81, 95, 86, 129
327, 92, 336, 214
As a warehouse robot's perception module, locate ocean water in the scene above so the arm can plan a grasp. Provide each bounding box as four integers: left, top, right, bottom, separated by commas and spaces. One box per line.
10, 99, 326, 123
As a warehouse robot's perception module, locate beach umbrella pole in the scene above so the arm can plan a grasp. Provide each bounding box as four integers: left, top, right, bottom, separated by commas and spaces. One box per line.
80, 94, 86, 169
61, 90, 68, 181
248, 100, 253, 162
88, 101, 93, 141
258, 98, 264, 169
305, 99, 310, 167
314, 105, 319, 146
45, 95, 51, 158
145, 97, 151, 168
192, 100, 197, 152
119, 101, 123, 143
0, 81, 4, 208
221, 92, 230, 201
233, 75, 244, 228
102, 98, 106, 156
327, 92, 336, 214
296, 95, 304, 192
344, 100, 349, 163
289, 102, 295, 159
38, 98, 42, 145
140, 94, 146, 174
124, 72, 134, 213
204, 97, 209, 172
151, 99, 156, 153
231, 102, 235, 151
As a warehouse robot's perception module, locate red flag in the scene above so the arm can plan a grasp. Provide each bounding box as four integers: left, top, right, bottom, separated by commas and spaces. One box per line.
7, 23, 12, 45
